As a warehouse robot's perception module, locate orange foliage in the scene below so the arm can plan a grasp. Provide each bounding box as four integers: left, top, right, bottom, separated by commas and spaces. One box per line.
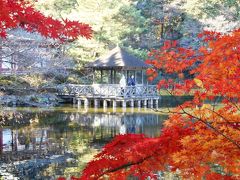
73, 29, 240, 179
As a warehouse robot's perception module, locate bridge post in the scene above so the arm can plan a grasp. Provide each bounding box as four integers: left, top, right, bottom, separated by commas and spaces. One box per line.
143, 99, 147, 107
122, 100, 126, 108
77, 98, 81, 107
112, 100, 117, 112
147, 99, 150, 107
94, 99, 99, 108
84, 98, 89, 108
103, 100, 107, 108
155, 99, 159, 109
130, 99, 134, 107
137, 100, 141, 108
112, 100, 116, 108
149, 99, 153, 108
73, 97, 77, 104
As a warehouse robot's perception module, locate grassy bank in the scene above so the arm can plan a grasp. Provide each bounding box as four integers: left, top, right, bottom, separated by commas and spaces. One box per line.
159, 90, 193, 108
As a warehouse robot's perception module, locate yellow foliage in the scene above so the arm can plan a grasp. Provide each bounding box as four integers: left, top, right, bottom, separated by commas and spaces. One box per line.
201, 104, 212, 110
194, 78, 204, 88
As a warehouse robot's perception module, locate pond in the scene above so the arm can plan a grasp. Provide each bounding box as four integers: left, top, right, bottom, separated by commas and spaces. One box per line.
0, 105, 168, 179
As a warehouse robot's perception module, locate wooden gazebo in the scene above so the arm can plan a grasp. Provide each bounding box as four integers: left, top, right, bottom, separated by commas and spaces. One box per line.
86, 46, 149, 84
57, 46, 160, 109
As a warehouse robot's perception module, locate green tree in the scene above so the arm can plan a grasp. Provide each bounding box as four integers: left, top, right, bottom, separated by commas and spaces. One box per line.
35, 0, 148, 80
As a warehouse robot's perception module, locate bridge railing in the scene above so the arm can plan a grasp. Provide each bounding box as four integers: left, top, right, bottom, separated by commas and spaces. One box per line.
57, 84, 159, 98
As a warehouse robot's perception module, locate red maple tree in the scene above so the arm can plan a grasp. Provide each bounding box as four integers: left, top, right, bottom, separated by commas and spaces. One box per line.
76, 29, 240, 179
0, 0, 92, 40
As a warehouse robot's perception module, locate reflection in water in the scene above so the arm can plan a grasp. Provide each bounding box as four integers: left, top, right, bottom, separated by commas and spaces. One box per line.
0, 107, 167, 179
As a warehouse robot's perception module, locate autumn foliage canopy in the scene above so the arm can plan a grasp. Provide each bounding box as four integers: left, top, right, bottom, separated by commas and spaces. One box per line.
0, 0, 92, 40
79, 29, 240, 179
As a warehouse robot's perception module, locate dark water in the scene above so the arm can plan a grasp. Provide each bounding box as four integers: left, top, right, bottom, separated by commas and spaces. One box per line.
0, 106, 168, 179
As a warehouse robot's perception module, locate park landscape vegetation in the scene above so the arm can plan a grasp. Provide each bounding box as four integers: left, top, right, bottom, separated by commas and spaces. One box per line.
0, 0, 240, 179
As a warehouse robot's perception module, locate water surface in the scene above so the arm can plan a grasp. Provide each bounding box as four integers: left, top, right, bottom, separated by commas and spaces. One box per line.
0, 105, 168, 179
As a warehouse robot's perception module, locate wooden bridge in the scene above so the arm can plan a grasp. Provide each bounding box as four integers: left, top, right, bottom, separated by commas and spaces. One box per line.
57, 84, 160, 108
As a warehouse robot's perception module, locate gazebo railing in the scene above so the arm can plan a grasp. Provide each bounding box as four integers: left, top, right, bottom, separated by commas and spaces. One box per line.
57, 84, 159, 98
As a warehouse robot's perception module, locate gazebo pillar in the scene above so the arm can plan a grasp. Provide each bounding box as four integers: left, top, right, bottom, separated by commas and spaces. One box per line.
134, 71, 137, 83
114, 70, 116, 84
100, 70, 103, 83
93, 69, 95, 84
110, 69, 113, 84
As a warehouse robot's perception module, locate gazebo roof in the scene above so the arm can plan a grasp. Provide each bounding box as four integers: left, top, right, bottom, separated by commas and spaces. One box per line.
86, 46, 149, 70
